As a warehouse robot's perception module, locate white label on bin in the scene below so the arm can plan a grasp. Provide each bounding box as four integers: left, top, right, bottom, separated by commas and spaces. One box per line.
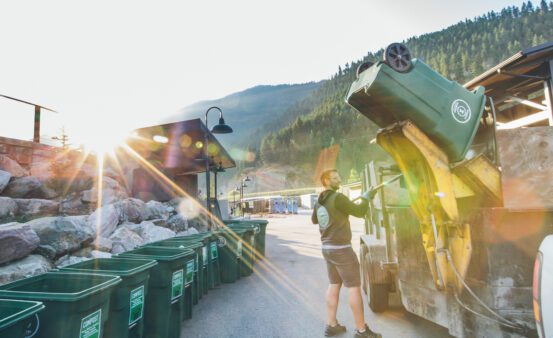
202, 246, 208, 266
129, 285, 145, 326
451, 99, 471, 124
210, 242, 218, 260
171, 269, 184, 301
237, 241, 243, 257
79, 309, 102, 338
186, 260, 195, 285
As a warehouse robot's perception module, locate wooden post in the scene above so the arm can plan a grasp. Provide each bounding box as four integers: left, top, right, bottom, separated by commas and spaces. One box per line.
33, 106, 41, 143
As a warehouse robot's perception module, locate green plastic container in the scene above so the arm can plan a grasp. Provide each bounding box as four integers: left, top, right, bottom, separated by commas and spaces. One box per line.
346, 59, 486, 162
224, 226, 255, 277
173, 233, 221, 289
60, 258, 157, 338
0, 272, 121, 338
167, 237, 210, 296
218, 228, 246, 283
139, 243, 196, 321
0, 299, 44, 338
117, 247, 189, 338
150, 240, 203, 305
224, 219, 268, 258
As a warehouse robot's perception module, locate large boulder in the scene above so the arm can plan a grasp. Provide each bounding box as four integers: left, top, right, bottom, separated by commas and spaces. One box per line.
0, 197, 18, 219
0, 255, 52, 286
0, 223, 40, 264
92, 237, 113, 252
87, 204, 120, 237
116, 198, 148, 223
55, 255, 88, 268
81, 188, 127, 206
109, 227, 144, 254
144, 200, 171, 221
3, 176, 42, 198
26, 215, 94, 258
0, 170, 11, 194
59, 193, 91, 215
167, 214, 189, 232
14, 199, 59, 218
0, 155, 28, 178
126, 221, 176, 244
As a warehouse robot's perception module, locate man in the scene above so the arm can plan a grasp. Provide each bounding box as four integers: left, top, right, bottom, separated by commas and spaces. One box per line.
312, 169, 381, 338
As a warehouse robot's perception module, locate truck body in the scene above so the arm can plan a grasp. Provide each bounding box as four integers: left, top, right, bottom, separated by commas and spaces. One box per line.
348, 42, 553, 338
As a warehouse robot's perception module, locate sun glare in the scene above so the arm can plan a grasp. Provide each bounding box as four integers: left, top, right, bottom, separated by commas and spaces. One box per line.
78, 128, 132, 157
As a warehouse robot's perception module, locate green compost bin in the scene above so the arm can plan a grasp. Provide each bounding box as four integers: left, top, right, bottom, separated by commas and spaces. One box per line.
166, 236, 210, 296
60, 258, 157, 338
217, 228, 247, 283
117, 247, 189, 338
225, 219, 269, 259
345, 59, 486, 162
0, 299, 44, 338
0, 272, 121, 338
173, 232, 221, 289
139, 243, 196, 321
224, 225, 255, 277
149, 240, 203, 305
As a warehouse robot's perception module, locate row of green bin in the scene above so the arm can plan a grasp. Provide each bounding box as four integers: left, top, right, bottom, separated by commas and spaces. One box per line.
0, 218, 267, 338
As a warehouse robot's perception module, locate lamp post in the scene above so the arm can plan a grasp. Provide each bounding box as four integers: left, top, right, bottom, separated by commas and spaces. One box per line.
239, 176, 251, 217
204, 106, 233, 228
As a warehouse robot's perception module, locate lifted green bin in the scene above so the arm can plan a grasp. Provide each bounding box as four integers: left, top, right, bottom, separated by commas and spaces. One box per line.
0, 299, 44, 338
346, 59, 486, 162
0, 272, 121, 338
117, 247, 189, 338
60, 258, 157, 338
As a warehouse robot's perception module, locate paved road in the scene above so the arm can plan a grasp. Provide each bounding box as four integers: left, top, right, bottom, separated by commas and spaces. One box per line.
181, 211, 454, 338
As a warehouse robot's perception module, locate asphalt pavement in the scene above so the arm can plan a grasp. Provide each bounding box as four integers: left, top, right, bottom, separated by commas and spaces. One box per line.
181, 210, 454, 338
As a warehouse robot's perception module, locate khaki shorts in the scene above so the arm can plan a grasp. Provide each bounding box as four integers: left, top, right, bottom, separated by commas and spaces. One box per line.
322, 246, 361, 288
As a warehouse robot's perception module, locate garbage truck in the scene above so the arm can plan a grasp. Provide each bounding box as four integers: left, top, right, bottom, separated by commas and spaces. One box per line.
347, 41, 553, 338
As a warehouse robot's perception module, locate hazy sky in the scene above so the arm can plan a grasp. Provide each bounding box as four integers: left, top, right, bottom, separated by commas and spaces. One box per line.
0, 0, 523, 147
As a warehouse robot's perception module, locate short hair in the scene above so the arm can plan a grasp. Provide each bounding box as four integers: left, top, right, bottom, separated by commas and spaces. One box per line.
320, 169, 338, 186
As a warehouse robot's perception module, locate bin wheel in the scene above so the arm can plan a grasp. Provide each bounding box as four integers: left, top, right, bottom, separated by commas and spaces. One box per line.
356, 61, 374, 79
383, 43, 412, 73
367, 282, 389, 313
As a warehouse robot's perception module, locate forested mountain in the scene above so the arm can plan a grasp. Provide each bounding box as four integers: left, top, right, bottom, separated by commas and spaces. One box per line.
167, 82, 322, 149
258, 1, 553, 182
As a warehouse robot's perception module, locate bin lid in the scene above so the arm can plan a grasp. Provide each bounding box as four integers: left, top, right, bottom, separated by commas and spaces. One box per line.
116, 246, 191, 261
60, 258, 158, 277
0, 299, 44, 331
139, 245, 195, 257
146, 240, 203, 250
0, 272, 121, 302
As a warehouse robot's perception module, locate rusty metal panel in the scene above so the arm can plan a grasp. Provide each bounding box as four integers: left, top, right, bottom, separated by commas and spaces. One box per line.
496, 127, 553, 209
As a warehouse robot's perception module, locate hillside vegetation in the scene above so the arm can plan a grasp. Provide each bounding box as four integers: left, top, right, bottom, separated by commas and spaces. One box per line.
258, 1, 553, 183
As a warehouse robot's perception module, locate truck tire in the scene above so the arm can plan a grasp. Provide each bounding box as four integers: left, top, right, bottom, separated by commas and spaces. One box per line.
367, 282, 389, 313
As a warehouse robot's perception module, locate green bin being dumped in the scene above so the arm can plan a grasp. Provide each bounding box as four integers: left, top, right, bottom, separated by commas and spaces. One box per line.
60, 258, 157, 338
0, 272, 121, 338
346, 59, 486, 162
0, 299, 44, 338
117, 247, 189, 338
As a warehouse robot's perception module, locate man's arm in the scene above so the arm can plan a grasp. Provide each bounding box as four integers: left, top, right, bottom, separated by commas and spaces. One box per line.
311, 207, 318, 224
335, 193, 368, 218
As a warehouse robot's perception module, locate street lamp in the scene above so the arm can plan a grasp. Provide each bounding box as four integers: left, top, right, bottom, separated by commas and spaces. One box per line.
239, 176, 251, 217
204, 106, 233, 228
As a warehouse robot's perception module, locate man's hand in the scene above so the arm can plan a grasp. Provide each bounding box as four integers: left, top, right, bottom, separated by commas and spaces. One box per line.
361, 187, 378, 200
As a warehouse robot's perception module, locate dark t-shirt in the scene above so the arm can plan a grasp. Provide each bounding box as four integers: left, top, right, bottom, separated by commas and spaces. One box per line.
311, 189, 368, 245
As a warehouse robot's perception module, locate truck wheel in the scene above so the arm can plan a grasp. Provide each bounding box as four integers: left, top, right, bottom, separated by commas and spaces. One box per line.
367, 282, 389, 313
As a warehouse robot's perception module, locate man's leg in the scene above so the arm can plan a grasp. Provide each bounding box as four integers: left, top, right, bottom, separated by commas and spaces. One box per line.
348, 286, 365, 330
326, 283, 341, 326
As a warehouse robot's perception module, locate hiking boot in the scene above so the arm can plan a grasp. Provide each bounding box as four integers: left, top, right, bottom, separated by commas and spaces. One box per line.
324, 322, 347, 336
354, 324, 381, 338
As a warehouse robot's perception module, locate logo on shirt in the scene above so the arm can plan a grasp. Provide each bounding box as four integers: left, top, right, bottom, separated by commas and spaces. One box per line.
317, 206, 330, 230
